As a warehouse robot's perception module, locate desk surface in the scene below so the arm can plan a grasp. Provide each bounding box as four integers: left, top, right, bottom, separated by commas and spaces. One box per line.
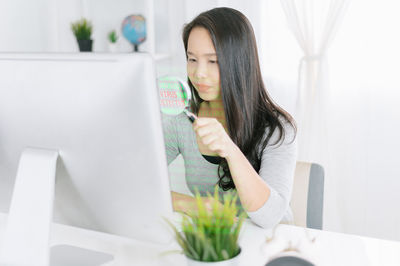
1, 212, 400, 266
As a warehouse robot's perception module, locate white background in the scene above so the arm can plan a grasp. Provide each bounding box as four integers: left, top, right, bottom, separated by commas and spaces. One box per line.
0, 0, 399, 242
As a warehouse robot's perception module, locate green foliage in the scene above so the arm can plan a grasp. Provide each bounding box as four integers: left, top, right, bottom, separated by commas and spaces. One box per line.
108, 30, 118, 43
71, 18, 92, 40
166, 187, 246, 262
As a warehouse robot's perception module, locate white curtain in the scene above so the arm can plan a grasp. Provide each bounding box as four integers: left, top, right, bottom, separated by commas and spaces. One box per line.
280, 0, 349, 231
280, 0, 349, 163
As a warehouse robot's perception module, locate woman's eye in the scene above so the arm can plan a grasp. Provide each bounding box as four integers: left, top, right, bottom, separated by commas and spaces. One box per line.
209, 60, 218, 64
188, 58, 197, 62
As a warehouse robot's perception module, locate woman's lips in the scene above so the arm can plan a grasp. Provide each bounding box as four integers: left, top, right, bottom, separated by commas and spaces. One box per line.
194, 83, 211, 93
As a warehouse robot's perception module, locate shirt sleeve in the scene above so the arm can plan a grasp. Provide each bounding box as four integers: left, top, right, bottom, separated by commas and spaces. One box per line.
161, 113, 180, 165
246, 121, 297, 229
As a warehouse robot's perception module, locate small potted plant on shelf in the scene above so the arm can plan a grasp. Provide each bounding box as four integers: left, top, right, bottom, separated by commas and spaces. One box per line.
107, 30, 118, 53
71, 18, 93, 52
166, 187, 246, 266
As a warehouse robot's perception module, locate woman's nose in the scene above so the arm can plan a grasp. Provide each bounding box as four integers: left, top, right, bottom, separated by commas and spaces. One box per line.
194, 62, 207, 79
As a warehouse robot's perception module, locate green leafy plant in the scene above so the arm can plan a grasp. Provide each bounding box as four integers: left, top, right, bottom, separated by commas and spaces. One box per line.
71, 18, 93, 40
166, 187, 246, 262
108, 30, 118, 43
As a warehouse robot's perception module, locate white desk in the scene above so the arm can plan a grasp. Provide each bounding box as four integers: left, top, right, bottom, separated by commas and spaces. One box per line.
1, 212, 400, 266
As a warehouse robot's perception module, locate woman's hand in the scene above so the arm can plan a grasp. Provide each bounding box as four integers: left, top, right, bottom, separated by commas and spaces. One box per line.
201, 196, 224, 213
193, 117, 237, 159
172, 191, 223, 214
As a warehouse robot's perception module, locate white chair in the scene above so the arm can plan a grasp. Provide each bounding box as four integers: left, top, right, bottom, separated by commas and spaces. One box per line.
291, 162, 325, 230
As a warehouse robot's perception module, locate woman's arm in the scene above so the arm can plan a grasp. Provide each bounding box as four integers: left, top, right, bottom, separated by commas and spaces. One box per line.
171, 191, 197, 212
226, 145, 271, 211
226, 127, 297, 228
193, 117, 297, 228
171, 191, 223, 214
161, 113, 180, 165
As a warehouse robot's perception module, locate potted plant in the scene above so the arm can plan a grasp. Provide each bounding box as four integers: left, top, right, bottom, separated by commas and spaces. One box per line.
107, 30, 118, 53
166, 187, 246, 266
71, 18, 93, 52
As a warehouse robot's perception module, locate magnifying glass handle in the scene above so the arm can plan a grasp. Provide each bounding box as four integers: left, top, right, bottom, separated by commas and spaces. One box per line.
183, 108, 197, 123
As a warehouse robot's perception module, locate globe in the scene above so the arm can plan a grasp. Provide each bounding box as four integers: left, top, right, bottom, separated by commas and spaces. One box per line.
121, 15, 146, 52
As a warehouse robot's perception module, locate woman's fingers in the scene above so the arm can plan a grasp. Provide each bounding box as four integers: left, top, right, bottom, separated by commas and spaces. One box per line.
204, 198, 224, 214
193, 117, 219, 131
192, 117, 235, 158
201, 132, 221, 145
196, 125, 219, 138
208, 142, 225, 155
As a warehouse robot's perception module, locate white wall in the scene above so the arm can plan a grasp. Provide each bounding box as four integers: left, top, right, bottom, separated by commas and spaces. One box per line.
52, 0, 86, 52
259, 0, 301, 116
84, 0, 148, 53
328, 0, 400, 240
0, 0, 55, 52
0, 0, 157, 53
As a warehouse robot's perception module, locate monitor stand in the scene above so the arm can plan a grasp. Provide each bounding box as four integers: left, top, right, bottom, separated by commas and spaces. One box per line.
0, 148, 150, 266
0, 148, 114, 266
0, 148, 58, 266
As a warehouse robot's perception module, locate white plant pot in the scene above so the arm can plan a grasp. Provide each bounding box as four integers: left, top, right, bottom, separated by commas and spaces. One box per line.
186, 248, 242, 266
108, 43, 118, 53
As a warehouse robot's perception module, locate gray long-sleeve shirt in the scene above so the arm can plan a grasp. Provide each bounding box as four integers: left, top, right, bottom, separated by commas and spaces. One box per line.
161, 112, 297, 229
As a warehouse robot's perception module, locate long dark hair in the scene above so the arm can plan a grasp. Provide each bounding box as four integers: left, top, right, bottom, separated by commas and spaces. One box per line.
183, 7, 296, 191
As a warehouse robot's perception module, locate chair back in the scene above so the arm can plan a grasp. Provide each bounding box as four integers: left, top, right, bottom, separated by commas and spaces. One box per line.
291, 162, 324, 229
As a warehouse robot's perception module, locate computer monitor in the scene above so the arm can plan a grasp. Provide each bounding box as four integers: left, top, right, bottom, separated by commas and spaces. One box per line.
0, 53, 174, 265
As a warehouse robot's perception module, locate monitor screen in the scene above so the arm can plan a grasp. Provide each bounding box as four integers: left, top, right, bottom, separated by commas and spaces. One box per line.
0, 53, 173, 244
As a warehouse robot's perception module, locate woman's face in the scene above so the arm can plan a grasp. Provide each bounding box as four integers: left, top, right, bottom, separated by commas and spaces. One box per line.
186, 27, 221, 101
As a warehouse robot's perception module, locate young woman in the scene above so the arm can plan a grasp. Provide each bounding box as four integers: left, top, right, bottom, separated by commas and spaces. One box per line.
162, 7, 297, 229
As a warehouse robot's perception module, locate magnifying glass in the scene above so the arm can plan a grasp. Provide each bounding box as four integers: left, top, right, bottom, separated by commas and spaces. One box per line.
157, 76, 197, 122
